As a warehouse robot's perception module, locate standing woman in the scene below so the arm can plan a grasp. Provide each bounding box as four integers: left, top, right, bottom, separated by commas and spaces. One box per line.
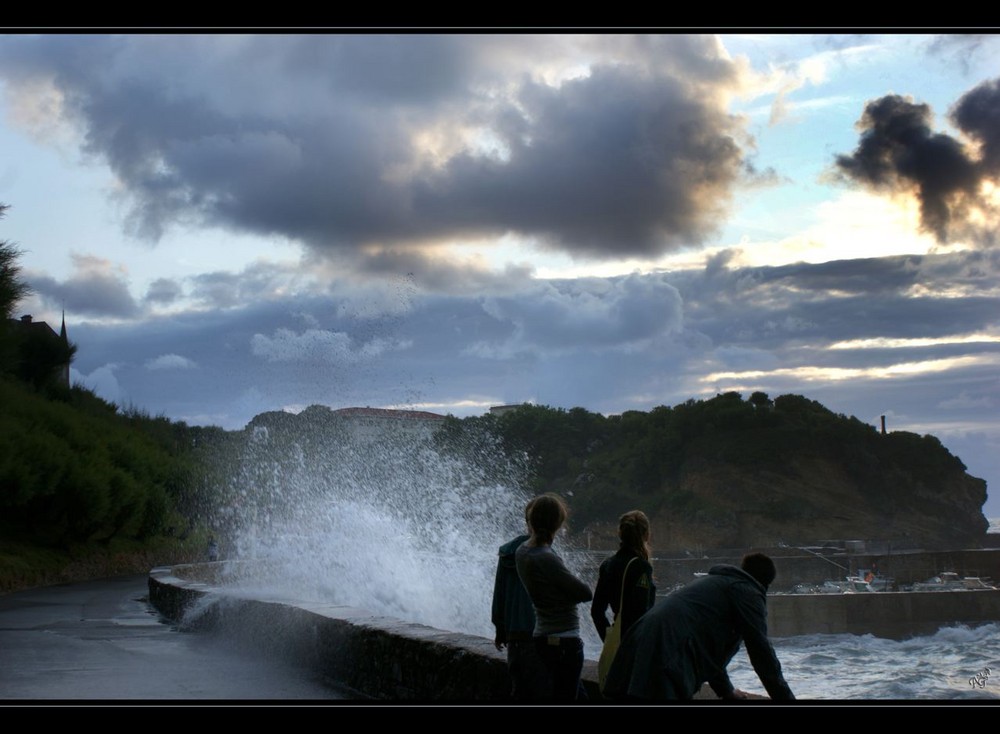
515, 493, 593, 701
591, 510, 657, 645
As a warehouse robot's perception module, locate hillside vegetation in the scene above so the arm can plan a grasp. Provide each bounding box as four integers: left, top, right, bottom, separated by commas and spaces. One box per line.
436, 393, 989, 551
0, 378, 221, 591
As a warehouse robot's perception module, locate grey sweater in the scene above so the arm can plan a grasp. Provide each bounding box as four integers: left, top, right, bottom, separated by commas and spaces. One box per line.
515, 543, 593, 637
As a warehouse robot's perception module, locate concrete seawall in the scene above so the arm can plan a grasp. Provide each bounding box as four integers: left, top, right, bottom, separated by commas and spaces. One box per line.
148, 564, 602, 701
769, 589, 1000, 638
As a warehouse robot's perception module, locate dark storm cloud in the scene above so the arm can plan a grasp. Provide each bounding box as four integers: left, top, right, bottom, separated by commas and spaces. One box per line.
276, 34, 475, 104
835, 79, 1000, 245
418, 64, 744, 257
834, 95, 979, 242
0, 34, 748, 259
27, 261, 139, 318
144, 277, 182, 305
353, 247, 535, 295
951, 78, 1000, 172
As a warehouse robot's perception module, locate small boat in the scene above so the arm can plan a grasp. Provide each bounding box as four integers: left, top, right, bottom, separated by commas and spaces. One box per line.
784, 577, 876, 594
862, 571, 896, 592
838, 576, 877, 593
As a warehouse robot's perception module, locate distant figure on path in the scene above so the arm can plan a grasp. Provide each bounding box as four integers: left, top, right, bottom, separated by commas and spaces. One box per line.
491, 497, 551, 700
591, 510, 657, 642
515, 493, 593, 701
603, 552, 795, 701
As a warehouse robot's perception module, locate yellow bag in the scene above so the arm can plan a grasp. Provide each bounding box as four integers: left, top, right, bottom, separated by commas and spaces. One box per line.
597, 557, 637, 693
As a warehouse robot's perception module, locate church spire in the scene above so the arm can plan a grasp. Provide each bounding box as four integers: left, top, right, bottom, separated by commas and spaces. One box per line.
60, 309, 67, 342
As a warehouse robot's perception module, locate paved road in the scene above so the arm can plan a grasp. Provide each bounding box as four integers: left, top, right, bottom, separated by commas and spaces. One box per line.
0, 574, 352, 701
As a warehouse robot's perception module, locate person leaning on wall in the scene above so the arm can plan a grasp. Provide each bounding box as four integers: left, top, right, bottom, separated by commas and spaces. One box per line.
603, 551, 794, 702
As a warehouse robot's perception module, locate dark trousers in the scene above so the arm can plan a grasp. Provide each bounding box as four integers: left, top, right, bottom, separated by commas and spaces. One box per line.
507, 640, 552, 700
534, 636, 584, 701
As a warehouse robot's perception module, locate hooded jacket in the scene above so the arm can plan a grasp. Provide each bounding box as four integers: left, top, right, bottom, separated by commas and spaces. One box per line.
602, 564, 794, 701
491, 534, 537, 643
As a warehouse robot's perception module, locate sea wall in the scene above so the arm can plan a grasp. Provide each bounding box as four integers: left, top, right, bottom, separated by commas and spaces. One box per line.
148, 564, 602, 701
768, 588, 1000, 638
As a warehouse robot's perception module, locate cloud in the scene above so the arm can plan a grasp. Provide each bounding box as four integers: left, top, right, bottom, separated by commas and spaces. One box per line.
72, 362, 125, 405
189, 261, 307, 309
144, 278, 182, 305
26, 254, 139, 318
938, 390, 995, 410
834, 79, 1000, 246
250, 328, 410, 365
0, 34, 751, 260
474, 272, 684, 356
145, 353, 197, 370
667, 249, 1000, 361
925, 34, 1000, 75
351, 247, 535, 296
951, 77, 1000, 173
414, 64, 746, 258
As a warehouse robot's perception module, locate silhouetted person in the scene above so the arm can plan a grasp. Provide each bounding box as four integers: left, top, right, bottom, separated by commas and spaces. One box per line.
603, 552, 794, 701
592, 510, 657, 690
491, 497, 551, 699
515, 493, 593, 701
592, 510, 657, 642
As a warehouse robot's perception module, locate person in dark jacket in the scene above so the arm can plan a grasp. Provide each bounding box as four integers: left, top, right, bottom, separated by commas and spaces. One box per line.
491, 497, 551, 699
591, 510, 656, 643
602, 552, 795, 701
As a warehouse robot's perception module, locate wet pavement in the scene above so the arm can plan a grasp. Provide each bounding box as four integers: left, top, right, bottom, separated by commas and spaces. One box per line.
0, 574, 352, 702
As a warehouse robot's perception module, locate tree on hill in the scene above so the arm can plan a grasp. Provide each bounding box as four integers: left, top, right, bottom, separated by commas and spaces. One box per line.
1, 203, 31, 375
0, 204, 31, 321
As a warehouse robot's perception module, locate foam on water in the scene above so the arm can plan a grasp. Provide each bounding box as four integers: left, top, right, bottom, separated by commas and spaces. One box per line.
728, 623, 1000, 700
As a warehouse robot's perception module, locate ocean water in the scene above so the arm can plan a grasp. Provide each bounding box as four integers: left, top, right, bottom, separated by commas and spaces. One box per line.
730, 520, 1000, 701
727, 623, 1000, 701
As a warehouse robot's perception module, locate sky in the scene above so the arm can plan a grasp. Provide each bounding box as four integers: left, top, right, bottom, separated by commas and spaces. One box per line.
2, 32, 999, 516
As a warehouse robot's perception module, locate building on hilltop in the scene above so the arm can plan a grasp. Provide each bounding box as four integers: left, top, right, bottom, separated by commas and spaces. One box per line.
9, 312, 71, 388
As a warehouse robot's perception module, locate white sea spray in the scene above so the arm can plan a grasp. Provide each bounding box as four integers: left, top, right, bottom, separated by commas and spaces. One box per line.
212, 411, 600, 641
